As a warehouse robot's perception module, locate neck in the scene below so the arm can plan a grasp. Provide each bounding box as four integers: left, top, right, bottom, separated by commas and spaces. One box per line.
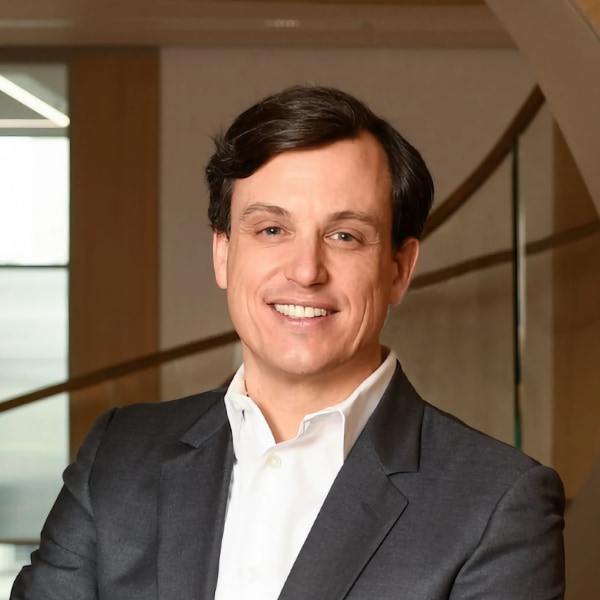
242, 350, 386, 442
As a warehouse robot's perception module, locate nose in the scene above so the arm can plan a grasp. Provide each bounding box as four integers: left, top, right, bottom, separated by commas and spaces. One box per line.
284, 236, 328, 287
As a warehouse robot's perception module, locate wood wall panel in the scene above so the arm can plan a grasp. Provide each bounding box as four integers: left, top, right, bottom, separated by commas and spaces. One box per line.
69, 50, 160, 458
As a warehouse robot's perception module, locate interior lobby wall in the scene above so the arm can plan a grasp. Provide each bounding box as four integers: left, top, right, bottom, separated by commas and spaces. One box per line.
386, 104, 555, 464
160, 46, 554, 451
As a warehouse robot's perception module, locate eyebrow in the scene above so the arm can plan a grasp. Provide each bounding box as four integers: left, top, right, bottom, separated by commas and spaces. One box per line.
240, 204, 379, 227
240, 204, 291, 220
329, 210, 379, 228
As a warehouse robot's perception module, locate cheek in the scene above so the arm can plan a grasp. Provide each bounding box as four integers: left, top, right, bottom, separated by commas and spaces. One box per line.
361, 267, 398, 319
226, 251, 274, 298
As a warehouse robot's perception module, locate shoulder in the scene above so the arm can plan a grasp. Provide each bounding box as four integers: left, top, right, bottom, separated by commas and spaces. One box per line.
86, 387, 228, 461
388, 362, 542, 475
383, 363, 562, 501
111, 387, 226, 431
422, 402, 537, 475
414, 400, 564, 517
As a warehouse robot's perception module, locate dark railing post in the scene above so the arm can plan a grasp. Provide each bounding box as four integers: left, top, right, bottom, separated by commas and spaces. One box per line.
511, 138, 523, 450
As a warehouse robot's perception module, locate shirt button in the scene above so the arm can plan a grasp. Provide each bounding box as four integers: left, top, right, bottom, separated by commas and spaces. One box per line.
266, 454, 282, 469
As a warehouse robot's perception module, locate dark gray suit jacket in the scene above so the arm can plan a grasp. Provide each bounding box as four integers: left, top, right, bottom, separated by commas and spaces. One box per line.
11, 363, 565, 599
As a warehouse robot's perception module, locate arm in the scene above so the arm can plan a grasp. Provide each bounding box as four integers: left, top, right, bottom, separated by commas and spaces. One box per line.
10, 409, 117, 600
450, 464, 565, 600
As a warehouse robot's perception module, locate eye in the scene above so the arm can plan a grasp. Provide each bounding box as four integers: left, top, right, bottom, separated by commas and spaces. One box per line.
330, 231, 358, 243
259, 226, 283, 236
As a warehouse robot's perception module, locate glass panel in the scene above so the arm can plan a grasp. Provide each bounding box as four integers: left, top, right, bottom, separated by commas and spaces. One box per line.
0, 267, 68, 595
0, 268, 68, 400
0, 337, 240, 547
0, 543, 36, 598
383, 155, 516, 447
0, 396, 67, 540
0, 267, 68, 540
0, 137, 69, 265
0, 64, 69, 596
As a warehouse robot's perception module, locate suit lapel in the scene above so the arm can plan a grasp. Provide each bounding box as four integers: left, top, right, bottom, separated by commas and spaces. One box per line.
156, 394, 233, 599
279, 364, 425, 600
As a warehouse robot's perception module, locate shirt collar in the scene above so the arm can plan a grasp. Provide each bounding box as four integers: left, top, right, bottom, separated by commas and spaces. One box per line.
224, 350, 398, 458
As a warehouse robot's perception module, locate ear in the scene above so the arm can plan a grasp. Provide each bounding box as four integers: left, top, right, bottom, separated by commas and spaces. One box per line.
212, 231, 229, 290
389, 237, 420, 305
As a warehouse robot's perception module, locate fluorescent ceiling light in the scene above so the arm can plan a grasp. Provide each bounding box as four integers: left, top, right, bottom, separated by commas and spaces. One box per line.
0, 74, 70, 128
0, 119, 63, 128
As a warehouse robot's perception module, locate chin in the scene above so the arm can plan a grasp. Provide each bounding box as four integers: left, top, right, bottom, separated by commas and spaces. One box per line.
268, 353, 337, 380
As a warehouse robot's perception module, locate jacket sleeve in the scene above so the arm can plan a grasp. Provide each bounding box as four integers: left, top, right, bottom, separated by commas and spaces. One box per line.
10, 408, 118, 600
450, 464, 565, 600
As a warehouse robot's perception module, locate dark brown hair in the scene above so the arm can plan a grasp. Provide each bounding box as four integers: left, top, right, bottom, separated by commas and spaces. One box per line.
205, 85, 434, 249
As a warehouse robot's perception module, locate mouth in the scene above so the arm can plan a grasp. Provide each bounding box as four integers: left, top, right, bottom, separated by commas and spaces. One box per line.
272, 303, 333, 319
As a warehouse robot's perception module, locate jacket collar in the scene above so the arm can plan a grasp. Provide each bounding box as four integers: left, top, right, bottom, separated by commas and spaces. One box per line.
368, 361, 423, 474
155, 363, 424, 600
279, 362, 425, 600
156, 395, 232, 599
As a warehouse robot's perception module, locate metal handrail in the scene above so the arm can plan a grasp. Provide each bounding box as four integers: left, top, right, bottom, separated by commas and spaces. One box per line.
0, 85, 550, 415
0, 330, 239, 414
422, 86, 544, 239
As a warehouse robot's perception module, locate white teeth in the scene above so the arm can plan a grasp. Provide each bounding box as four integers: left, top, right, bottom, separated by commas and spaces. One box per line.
273, 304, 329, 318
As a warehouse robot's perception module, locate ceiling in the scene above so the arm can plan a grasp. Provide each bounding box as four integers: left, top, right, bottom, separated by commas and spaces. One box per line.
0, 1, 507, 47
0, 0, 507, 135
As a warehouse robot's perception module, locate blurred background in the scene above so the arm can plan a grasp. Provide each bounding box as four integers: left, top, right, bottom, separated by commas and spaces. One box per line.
0, 1, 598, 597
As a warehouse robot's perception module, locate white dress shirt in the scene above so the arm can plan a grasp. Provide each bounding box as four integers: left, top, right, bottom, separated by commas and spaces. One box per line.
214, 351, 398, 600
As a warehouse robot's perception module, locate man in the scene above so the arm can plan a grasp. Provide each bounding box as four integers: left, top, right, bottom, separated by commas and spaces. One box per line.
12, 85, 564, 599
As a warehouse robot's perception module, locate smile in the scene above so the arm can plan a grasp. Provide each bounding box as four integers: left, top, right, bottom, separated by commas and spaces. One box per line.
273, 304, 331, 318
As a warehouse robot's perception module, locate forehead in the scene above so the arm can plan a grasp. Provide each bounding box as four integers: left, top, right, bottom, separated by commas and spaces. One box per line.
231, 132, 392, 215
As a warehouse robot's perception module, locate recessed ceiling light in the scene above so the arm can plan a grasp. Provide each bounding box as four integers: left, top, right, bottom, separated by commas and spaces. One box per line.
264, 19, 300, 29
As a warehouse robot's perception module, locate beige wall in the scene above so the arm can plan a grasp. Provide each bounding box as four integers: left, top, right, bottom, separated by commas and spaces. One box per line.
159, 46, 557, 451
387, 104, 555, 463
553, 125, 600, 499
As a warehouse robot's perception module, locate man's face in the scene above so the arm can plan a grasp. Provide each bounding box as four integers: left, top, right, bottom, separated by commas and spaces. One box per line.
213, 132, 419, 385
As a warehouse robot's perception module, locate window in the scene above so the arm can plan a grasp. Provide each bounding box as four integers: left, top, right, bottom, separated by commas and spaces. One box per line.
0, 64, 69, 597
